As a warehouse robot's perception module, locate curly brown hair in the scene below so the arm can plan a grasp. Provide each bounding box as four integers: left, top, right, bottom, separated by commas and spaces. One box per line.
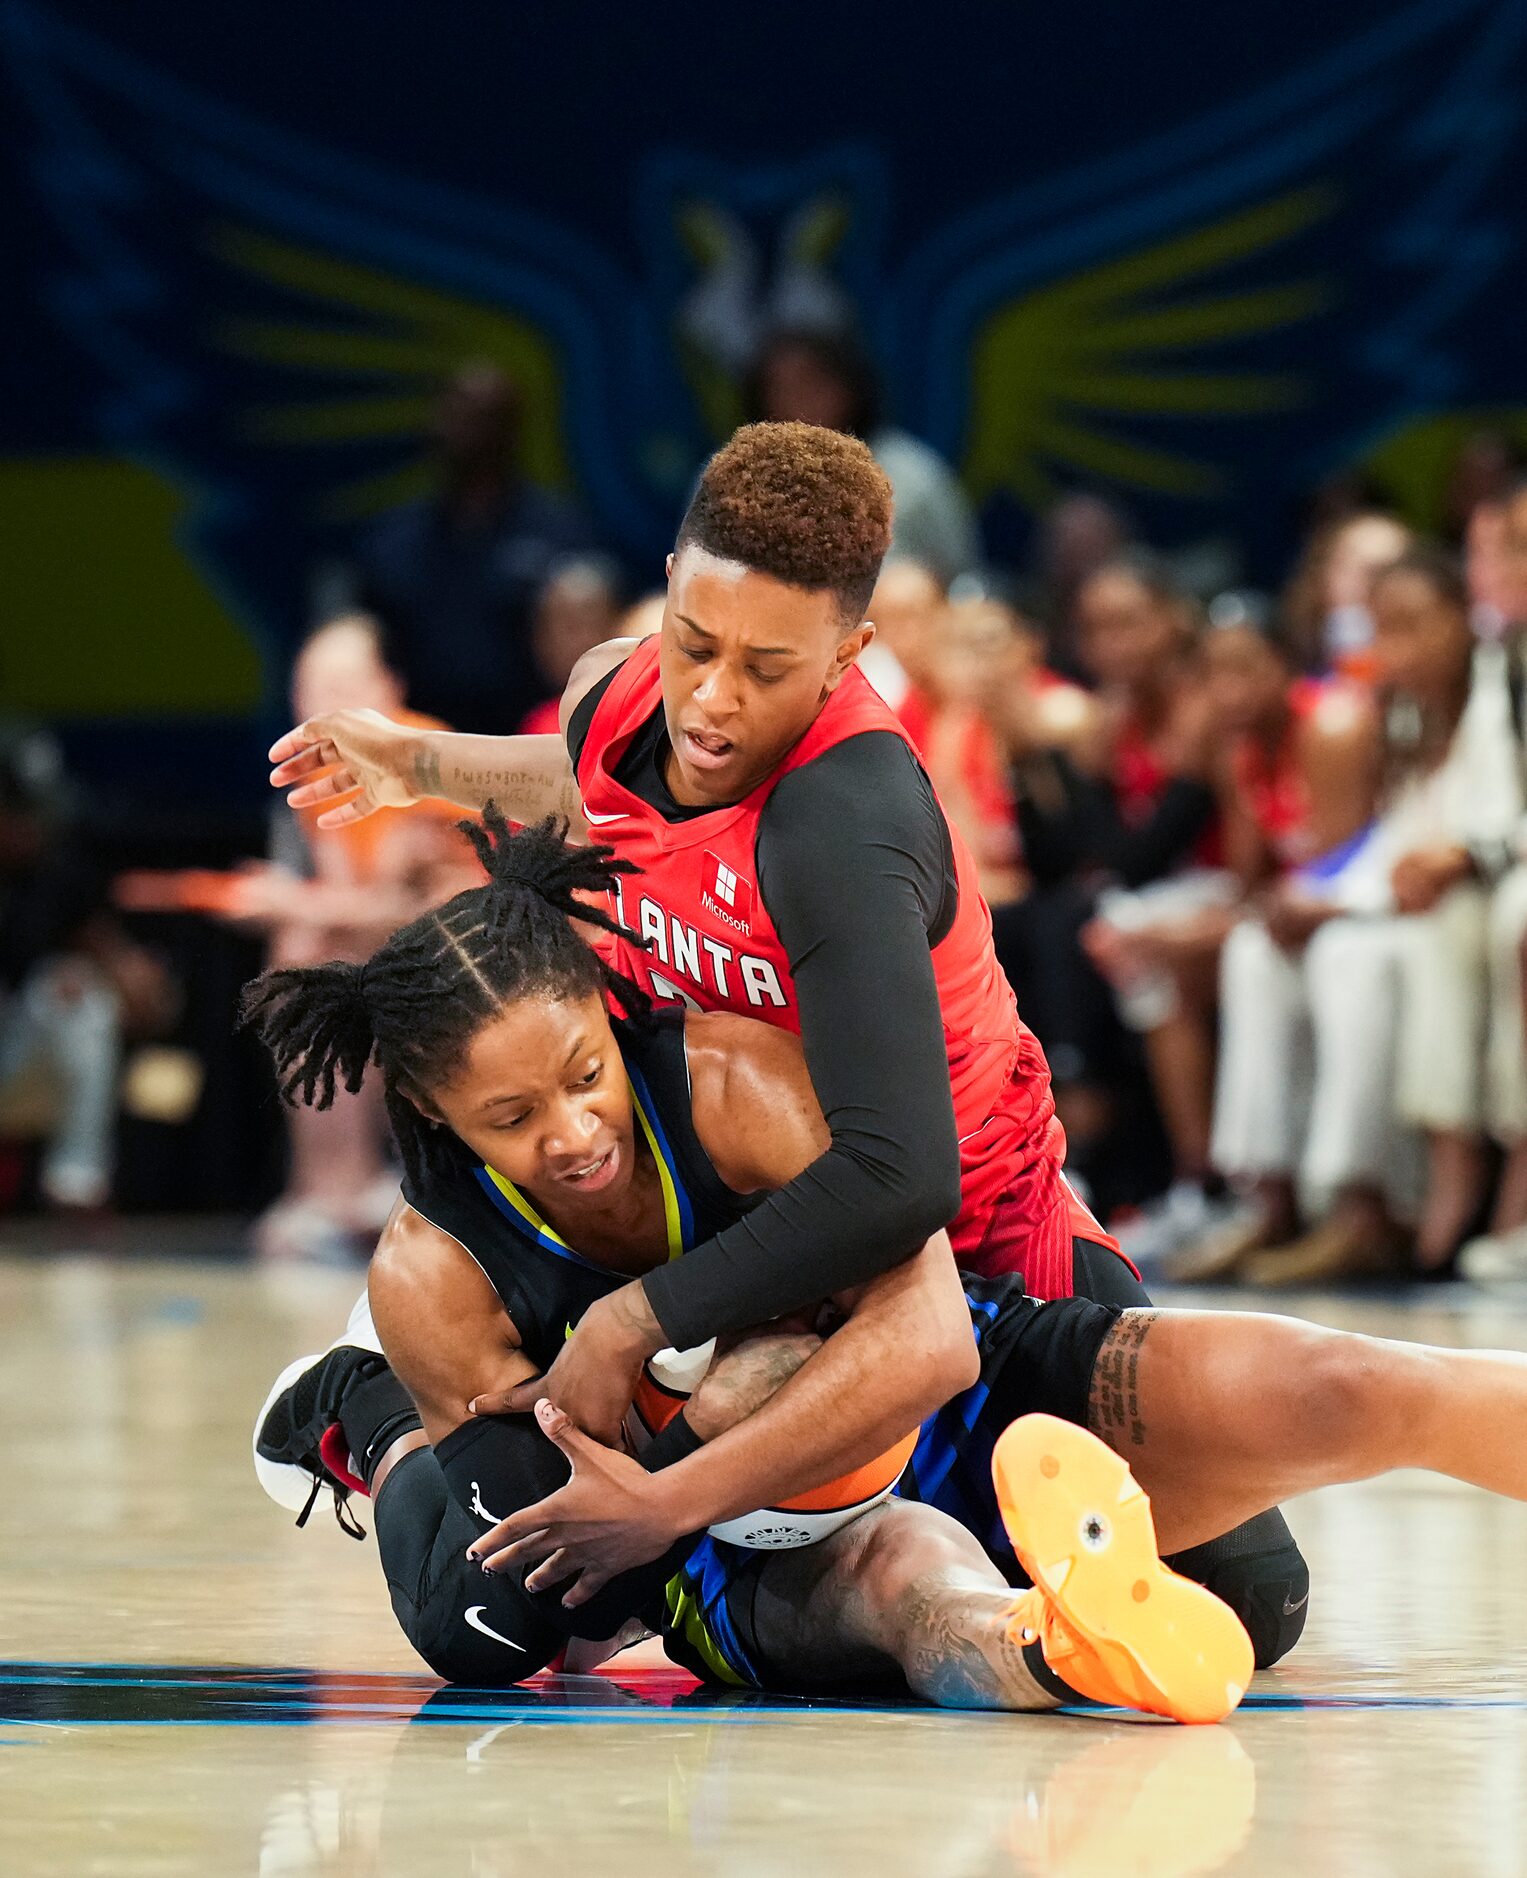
677, 421, 893, 623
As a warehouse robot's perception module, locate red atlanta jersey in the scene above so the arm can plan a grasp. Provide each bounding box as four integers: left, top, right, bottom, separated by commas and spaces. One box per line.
574, 639, 1106, 1285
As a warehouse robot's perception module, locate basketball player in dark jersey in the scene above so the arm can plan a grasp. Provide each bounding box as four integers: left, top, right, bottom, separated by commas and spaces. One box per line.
250, 816, 1527, 1713
249, 810, 1243, 1718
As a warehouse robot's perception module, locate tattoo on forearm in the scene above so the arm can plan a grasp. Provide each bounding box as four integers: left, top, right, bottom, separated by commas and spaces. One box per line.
452, 766, 537, 799
439, 764, 583, 821
412, 747, 444, 797
1088, 1309, 1155, 1449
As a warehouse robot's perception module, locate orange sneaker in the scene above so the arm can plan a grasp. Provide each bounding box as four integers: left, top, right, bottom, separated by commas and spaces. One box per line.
993, 1414, 1253, 1725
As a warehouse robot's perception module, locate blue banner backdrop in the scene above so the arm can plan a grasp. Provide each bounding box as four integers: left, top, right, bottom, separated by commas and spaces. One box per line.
2, 0, 1525, 788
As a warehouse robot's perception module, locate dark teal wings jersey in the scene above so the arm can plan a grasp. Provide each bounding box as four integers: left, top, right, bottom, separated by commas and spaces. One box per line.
399, 1002, 1073, 1685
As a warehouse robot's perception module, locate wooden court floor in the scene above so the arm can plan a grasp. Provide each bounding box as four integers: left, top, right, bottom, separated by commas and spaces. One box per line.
4, 1237, 1527, 1877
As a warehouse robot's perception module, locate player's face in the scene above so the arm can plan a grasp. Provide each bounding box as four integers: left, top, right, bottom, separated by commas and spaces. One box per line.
427, 991, 637, 1208
658, 546, 871, 806
1370, 571, 1470, 700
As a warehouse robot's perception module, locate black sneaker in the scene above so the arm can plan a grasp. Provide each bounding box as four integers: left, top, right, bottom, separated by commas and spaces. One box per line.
252, 1345, 387, 1538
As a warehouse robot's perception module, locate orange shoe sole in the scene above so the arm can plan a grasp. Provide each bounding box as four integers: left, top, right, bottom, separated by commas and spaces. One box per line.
992, 1414, 1253, 1725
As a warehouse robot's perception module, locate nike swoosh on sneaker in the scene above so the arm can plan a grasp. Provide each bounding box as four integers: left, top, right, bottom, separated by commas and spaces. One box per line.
465, 1606, 527, 1652
1282, 1589, 1310, 1616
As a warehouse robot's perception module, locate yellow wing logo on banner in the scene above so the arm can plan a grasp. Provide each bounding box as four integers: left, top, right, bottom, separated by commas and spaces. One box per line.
1363, 409, 1527, 534
962, 186, 1336, 509
211, 228, 573, 524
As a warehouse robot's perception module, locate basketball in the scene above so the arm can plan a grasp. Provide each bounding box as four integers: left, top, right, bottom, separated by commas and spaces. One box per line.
630, 1344, 917, 1548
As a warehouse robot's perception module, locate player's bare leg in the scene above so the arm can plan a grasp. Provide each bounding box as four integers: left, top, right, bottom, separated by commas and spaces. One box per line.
1089, 1307, 1527, 1551
749, 1468, 1251, 1723
745, 1501, 1063, 1711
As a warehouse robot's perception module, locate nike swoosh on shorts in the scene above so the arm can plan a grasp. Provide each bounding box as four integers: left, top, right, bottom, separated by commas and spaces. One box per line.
465, 1606, 527, 1652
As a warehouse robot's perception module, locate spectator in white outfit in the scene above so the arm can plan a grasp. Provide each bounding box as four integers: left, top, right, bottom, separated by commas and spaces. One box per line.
1202, 546, 1522, 1286
1459, 482, 1527, 1278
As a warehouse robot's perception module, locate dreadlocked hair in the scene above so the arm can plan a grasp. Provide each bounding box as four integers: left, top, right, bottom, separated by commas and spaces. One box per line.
240, 806, 652, 1191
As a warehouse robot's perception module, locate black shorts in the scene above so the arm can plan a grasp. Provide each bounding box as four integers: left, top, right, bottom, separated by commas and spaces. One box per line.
890, 1279, 1122, 1580
660, 1281, 1124, 1690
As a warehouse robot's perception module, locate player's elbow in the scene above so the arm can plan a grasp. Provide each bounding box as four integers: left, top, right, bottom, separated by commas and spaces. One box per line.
900, 1161, 963, 1243
900, 1321, 980, 1424
893, 1250, 981, 1416
928, 1266, 981, 1398
934, 1322, 982, 1399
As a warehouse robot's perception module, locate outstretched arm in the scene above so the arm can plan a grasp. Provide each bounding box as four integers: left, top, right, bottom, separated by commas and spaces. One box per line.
267, 638, 635, 829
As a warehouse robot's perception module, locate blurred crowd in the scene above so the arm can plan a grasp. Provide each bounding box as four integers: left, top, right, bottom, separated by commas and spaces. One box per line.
9, 329, 1527, 1292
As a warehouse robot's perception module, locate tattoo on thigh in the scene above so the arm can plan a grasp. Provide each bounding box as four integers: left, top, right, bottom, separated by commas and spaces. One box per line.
1088, 1310, 1156, 1449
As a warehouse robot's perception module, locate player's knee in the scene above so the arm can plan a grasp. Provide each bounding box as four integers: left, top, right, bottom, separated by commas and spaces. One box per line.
1206, 1543, 1309, 1671
402, 1612, 513, 1685
1282, 1331, 1386, 1466
839, 1502, 954, 1609
1167, 1508, 1310, 1670
1251, 1324, 1379, 1472
389, 1576, 562, 1687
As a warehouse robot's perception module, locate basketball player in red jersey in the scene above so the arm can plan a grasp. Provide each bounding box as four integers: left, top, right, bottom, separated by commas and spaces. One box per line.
272, 425, 1117, 1401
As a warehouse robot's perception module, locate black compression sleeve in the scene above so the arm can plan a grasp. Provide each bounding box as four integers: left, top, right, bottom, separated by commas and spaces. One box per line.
641, 734, 963, 1349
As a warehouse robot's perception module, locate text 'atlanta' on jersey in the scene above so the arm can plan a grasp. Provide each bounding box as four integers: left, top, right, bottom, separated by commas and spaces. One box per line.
574, 636, 1119, 1298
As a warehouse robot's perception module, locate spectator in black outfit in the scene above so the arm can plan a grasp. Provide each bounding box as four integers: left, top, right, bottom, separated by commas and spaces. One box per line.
352, 363, 603, 733
985, 557, 1224, 1226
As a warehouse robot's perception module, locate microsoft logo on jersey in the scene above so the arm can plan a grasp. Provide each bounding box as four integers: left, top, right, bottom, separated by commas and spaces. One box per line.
702, 852, 753, 932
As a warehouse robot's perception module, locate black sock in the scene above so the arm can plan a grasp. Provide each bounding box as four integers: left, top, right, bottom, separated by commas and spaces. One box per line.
338, 1368, 423, 1487
1021, 1639, 1093, 1707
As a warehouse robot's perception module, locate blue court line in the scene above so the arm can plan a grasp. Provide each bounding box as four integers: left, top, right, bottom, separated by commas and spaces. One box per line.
10, 1699, 1527, 1730
6, 1664, 1527, 1727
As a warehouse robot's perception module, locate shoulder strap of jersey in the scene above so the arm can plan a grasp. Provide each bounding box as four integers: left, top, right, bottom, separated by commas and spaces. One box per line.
576, 638, 663, 792
778, 662, 917, 778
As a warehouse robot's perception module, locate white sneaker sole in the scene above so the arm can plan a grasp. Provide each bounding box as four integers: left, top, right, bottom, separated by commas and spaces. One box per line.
253, 1290, 385, 1514
252, 1352, 328, 1513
